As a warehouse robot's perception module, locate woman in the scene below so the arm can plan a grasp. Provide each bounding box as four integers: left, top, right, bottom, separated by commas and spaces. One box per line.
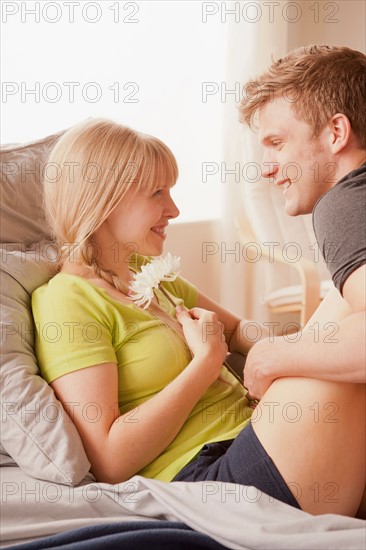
32, 119, 365, 517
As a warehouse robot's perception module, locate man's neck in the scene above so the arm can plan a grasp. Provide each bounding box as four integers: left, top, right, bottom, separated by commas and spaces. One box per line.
331, 149, 366, 187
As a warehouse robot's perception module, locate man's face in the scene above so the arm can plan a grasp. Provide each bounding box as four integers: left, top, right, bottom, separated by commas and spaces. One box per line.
258, 97, 336, 216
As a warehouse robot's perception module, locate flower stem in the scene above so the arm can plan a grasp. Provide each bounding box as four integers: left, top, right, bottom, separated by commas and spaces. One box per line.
158, 284, 244, 387
158, 284, 177, 308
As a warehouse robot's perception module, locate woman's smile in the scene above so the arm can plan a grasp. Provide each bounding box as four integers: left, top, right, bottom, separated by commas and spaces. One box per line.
151, 224, 168, 240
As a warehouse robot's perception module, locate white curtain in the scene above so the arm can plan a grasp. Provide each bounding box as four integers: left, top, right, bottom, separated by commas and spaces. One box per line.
220, 2, 289, 320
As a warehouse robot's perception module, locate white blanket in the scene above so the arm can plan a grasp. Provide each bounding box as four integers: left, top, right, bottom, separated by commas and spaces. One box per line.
1, 465, 365, 549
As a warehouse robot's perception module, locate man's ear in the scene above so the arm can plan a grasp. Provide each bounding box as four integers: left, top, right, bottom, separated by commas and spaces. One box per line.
327, 113, 351, 153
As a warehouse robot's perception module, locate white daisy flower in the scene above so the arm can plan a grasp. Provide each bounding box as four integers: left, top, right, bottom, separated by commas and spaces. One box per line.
129, 253, 181, 309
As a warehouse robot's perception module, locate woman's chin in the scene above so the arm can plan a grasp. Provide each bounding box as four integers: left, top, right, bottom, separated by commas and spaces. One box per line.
140, 244, 165, 257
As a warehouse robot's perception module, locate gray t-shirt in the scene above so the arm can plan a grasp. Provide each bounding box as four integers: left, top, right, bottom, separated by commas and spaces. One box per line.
312, 163, 366, 295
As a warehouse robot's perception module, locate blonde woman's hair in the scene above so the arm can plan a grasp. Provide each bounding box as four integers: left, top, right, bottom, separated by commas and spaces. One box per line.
44, 118, 187, 345
240, 45, 366, 147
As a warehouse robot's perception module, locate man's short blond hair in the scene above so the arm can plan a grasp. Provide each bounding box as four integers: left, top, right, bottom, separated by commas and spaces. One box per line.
240, 45, 366, 148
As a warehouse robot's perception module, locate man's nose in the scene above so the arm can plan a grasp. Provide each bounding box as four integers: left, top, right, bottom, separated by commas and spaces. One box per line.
261, 159, 279, 180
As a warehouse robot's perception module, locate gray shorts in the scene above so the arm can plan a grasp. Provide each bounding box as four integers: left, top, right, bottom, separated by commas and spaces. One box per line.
173, 422, 301, 510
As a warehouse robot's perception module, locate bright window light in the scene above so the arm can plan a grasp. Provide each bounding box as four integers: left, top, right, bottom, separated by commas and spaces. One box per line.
1, 1, 228, 222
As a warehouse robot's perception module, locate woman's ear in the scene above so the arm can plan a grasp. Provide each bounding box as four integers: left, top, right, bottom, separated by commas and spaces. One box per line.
327, 113, 351, 153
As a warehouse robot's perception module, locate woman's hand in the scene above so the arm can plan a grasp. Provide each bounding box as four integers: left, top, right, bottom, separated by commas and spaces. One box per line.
176, 306, 228, 381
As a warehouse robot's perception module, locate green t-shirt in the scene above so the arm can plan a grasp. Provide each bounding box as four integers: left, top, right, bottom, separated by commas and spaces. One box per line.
32, 258, 252, 482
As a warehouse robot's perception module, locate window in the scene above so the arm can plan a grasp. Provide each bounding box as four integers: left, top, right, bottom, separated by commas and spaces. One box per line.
1, 1, 227, 222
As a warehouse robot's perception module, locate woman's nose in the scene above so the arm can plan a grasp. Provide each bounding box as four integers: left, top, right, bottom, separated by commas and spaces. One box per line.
167, 195, 180, 219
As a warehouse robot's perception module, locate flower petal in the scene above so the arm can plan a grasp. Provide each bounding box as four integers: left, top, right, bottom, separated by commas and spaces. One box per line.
128, 254, 181, 309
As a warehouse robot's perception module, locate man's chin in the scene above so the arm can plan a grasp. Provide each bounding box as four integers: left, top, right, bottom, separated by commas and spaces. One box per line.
284, 203, 299, 217
285, 201, 312, 217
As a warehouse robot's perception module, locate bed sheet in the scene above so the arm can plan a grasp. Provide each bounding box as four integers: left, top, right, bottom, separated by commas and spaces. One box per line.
1, 464, 365, 549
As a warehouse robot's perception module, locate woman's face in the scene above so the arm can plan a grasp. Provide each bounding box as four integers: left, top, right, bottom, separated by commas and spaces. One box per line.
94, 182, 180, 259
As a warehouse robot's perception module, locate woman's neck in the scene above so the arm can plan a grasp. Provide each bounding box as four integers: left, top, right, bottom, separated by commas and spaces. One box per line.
60, 257, 138, 304
60, 257, 133, 285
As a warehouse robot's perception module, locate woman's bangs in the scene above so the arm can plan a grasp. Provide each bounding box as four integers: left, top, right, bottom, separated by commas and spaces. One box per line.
139, 139, 178, 192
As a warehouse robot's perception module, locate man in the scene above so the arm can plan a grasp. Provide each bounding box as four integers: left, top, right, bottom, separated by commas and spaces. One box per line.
239, 45, 365, 517
239, 45, 366, 399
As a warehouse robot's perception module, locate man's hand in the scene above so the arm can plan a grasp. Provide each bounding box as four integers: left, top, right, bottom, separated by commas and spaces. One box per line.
243, 336, 286, 400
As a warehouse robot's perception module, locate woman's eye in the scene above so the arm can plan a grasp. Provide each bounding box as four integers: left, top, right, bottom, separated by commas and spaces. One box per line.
153, 189, 163, 197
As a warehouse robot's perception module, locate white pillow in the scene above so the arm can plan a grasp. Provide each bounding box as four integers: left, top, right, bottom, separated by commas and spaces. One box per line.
0, 130, 63, 244
0, 245, 90, 484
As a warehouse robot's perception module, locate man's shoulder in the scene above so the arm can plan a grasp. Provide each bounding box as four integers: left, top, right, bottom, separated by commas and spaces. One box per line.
333, 162, 366, 191
311, 162, 366, 294
313, 162, 366, 217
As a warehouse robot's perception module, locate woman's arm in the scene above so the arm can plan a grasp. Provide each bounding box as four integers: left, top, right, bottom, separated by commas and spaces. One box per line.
51, 308, 227, 484
196, 291, 270, 355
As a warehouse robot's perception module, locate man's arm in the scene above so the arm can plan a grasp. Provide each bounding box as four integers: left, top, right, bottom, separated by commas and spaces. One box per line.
243, 265, 366, 399
303, 285, 352, 329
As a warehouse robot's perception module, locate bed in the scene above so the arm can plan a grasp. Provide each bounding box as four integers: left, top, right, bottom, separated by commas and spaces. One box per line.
1, 132, 365, 549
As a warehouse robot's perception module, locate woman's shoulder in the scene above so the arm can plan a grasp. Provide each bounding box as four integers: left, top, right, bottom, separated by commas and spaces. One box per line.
31, 272, 124, 328
34, 271, 90, 291
32, 272, 105, 305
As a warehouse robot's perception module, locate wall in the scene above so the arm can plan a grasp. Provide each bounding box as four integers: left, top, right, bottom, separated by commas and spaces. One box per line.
289, 0, 366, 52
164, 220, 222, 302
